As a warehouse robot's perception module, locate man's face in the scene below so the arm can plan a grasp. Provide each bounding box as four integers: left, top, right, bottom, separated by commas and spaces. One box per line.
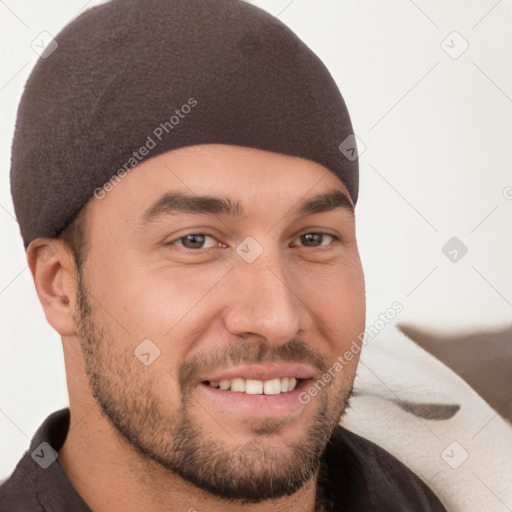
74, 144, 365, 502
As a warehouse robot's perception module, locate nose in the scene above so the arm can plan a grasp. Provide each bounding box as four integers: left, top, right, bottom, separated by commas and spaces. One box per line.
222, 252, 309, 346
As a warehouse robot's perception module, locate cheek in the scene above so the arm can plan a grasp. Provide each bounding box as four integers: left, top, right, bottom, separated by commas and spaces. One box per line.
89, 257, 230, 349
292, 256, 366, 339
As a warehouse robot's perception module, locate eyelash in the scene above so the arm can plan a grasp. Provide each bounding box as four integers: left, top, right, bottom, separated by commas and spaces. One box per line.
171, 234, 223, 250
168, 232, 339, 250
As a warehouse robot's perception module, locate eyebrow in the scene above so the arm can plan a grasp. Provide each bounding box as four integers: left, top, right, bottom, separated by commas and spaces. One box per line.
141, 189, 353, 224
297, 189, 354, 216
141, 193, 245, 223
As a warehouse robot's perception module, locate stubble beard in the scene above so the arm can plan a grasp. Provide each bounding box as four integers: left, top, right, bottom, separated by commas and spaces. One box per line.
74, 268, 353, 504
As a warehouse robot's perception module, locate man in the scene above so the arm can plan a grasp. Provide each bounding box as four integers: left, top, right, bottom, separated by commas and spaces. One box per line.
0, 0, 448, 510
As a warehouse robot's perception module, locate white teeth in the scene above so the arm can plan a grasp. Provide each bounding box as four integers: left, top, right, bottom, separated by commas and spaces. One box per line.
263, 378, 281, 395
207, 377, 301, 394
245, 379, 263, 394
230, 378, 246, 392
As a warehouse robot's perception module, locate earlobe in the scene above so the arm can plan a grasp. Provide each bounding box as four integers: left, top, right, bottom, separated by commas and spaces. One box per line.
27, 239, 77, 336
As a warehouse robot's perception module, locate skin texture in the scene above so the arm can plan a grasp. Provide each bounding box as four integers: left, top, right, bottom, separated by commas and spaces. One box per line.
27, 144, 366, 512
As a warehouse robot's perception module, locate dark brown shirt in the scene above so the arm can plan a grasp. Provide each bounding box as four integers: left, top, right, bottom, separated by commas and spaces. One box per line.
0, 409, 448, 511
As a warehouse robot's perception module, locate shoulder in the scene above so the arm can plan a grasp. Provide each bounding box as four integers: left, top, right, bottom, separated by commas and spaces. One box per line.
0, 456, 45, 511
0, 409, 71, 512
322, 426, 448, 512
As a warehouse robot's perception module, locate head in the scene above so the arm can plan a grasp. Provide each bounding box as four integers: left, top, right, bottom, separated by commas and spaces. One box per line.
12, 0, 365, 504
28, 143, 365, 502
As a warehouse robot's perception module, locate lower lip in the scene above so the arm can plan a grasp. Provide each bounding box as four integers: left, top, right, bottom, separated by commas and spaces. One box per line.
196, 380, 310, 419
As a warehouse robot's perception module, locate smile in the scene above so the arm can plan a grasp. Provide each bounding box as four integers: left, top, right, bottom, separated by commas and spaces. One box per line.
196, 364, 316, 418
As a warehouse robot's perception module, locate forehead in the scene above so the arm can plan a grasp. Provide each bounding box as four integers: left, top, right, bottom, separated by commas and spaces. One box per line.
87, 144, 352, 223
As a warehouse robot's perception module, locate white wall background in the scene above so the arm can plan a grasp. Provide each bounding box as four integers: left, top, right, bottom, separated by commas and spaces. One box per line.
1, 0, 511, 481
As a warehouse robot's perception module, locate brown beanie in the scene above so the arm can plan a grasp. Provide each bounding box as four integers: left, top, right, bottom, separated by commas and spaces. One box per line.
10, 0, 359, 248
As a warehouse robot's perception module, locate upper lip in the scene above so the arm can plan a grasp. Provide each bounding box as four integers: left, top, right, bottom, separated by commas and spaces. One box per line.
199, 363, 316, 384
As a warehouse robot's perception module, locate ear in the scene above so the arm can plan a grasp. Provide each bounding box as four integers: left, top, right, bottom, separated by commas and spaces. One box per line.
26, 238, 78, 336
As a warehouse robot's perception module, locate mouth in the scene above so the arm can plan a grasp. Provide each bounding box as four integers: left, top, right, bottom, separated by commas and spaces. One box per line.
194, 364, 316, 420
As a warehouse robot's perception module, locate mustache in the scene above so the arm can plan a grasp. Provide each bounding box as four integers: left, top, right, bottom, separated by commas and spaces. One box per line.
179, 338, 329, 388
